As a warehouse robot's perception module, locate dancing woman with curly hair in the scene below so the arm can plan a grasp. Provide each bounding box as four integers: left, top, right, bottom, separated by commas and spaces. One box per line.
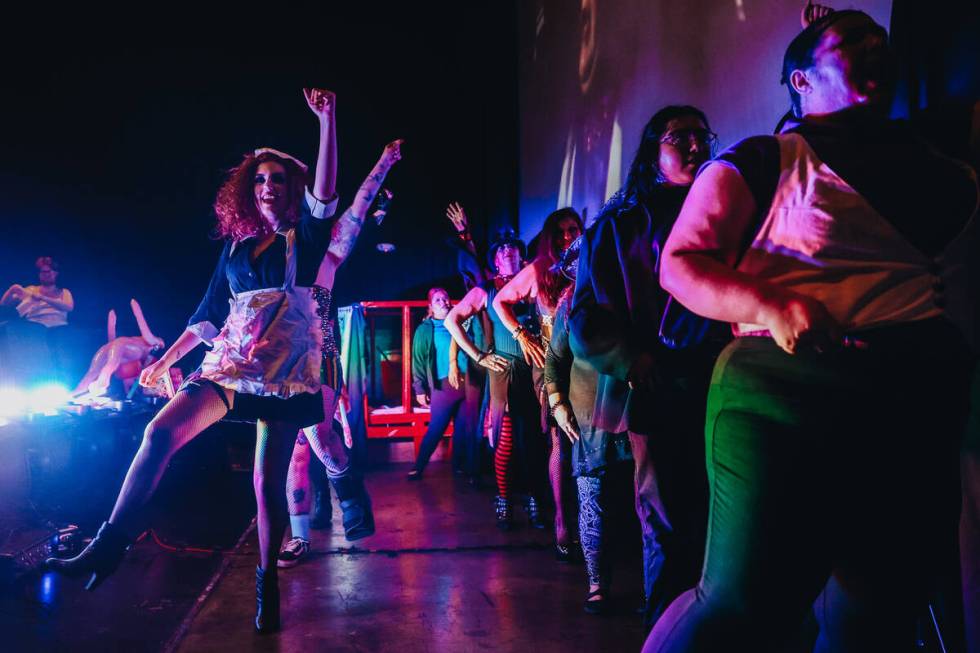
47, 89, 400, 634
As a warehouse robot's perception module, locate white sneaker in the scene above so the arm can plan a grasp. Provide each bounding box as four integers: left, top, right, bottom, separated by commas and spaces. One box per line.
276, 537, 310, 568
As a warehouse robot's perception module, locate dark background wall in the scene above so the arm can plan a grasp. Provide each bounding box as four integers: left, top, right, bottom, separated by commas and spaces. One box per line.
0, 5, 519, 349
3, 2, 976, 370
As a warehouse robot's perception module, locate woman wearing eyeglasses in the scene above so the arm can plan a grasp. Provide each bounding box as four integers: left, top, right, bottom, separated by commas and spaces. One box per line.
567, 105, 728, 627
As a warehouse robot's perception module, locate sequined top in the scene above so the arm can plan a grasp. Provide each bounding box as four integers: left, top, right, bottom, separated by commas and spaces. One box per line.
312, 285, 338, 358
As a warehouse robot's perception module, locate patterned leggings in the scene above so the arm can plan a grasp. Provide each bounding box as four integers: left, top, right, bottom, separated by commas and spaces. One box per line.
495, 414, 514, 498
577, 475, 608, 588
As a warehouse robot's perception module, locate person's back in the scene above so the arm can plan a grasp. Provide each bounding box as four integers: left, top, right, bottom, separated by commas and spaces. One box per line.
646, 11, 978, 653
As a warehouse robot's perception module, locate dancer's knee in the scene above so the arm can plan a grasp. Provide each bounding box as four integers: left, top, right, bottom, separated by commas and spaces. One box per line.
289, 440, 311, 473
142, 419, 178, 459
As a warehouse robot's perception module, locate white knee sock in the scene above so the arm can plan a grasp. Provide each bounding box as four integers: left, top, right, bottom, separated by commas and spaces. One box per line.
290, 514, 311, 541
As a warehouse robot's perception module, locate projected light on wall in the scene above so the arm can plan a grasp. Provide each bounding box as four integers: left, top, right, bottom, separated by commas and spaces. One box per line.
518, 0, 892, 236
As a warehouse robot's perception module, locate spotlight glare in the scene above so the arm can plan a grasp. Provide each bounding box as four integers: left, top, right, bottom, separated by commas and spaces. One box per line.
0, 387, 27, 418
28, 383, 71, 416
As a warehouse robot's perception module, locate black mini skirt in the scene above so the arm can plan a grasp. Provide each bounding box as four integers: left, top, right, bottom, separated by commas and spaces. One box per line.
179, 371, 325, 427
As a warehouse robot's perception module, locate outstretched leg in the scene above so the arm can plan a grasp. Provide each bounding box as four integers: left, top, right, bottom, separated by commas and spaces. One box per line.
48, 380, 230, 590
109, 382, 231, 536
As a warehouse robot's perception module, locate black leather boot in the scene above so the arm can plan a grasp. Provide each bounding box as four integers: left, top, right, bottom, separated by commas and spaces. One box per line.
254, 565, 280, 634
330, 474, 375, 541
525, 496, 547, 529
45, 521, 131, 591
310, 484, 332, 529
495, 495, 514, 531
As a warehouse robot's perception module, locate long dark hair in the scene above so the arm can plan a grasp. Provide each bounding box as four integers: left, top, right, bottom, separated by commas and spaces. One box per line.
534, 207, 583, 309
624, 105, 710, 203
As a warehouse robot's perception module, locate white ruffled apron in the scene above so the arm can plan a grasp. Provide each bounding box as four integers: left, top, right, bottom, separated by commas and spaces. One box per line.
198, 230, 322, 398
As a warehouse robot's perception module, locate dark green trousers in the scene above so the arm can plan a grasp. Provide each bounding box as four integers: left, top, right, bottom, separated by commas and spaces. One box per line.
646, 319, 973, 653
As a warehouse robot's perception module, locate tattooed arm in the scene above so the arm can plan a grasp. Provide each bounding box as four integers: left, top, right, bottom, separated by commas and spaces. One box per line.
316, 139, 403, 286
138, 329, 203, 389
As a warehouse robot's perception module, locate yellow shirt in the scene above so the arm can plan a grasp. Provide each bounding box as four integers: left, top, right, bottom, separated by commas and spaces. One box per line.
16, 286, 73, 327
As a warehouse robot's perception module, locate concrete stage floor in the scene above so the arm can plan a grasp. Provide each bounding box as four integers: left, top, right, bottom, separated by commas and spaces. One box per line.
174, 462, 646, 652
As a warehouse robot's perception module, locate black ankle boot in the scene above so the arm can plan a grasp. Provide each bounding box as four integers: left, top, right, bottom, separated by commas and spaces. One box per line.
330, 474, 375, 541
254, 565, 280, 634
495, 495, 514, 531
525, 496, 547, 529
310, 484, 332, 530
45, 521, 131, 591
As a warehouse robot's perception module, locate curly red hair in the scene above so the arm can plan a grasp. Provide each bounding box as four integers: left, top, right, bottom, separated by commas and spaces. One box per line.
213, 152, 309, 242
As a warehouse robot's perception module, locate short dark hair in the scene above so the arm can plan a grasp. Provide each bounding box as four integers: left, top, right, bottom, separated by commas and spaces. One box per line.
781, 10, 877, 116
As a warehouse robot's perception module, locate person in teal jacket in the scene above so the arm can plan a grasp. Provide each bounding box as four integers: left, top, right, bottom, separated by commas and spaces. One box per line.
408, 287, 483, 481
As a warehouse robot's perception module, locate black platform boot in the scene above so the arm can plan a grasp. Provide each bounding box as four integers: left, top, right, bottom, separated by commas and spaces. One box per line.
329, 473, 375, 541
45, 521, 131, 591
525, 496, 547, 529
495, 495, 514, 531
254, 565, 280, 634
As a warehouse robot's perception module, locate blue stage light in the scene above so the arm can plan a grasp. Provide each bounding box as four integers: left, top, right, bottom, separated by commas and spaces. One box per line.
0, 383, 71, 421
39, 572, 57, 605
28, 383, 71, 416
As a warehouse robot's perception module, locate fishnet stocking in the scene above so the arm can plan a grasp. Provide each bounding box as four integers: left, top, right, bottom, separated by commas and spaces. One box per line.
109, 382, 230, 536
